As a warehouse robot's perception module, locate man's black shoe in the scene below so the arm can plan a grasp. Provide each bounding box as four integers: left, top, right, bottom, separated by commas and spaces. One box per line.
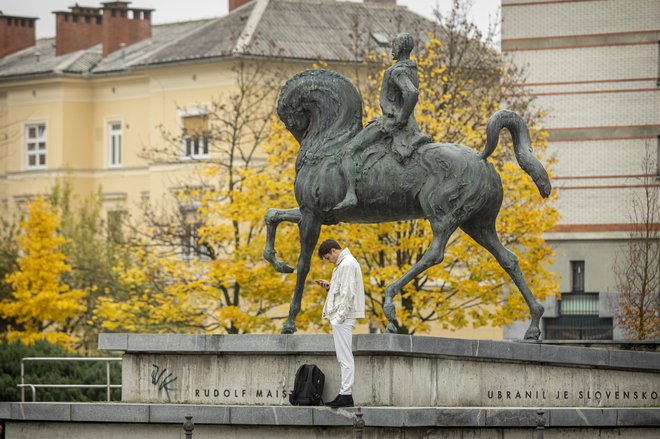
325, 394, 354, 408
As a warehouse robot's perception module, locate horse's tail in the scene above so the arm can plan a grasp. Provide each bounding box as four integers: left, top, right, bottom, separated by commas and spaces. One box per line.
481, 109, 552, 198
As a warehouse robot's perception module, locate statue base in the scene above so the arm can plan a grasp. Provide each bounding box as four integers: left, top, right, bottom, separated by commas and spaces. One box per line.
2, 334, 659, 438
97, 334, 660, 408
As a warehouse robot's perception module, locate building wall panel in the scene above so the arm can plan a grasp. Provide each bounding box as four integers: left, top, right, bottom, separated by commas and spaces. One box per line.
507, 45, 658, 85
554, 186, 652, 225
547, 139, 653, 178
538, 90, 659, 129
502, 0, 660, 39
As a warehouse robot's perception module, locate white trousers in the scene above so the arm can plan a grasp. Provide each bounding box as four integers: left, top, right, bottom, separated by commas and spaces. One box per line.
331, 318, 356, 395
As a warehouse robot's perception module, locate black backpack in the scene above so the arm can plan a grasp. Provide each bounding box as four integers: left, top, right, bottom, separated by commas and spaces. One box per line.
289, 364, 325, 406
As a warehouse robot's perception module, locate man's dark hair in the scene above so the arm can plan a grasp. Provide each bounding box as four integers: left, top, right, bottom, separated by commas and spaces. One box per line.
318, 239, 341, 259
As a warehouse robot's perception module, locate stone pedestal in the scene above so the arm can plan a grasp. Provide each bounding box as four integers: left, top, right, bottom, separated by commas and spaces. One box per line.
98, 334, 660, 408
2, 334, 659, 438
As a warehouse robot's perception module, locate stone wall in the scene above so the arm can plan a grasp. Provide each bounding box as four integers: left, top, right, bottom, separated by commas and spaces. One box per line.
2, 403, 659, 439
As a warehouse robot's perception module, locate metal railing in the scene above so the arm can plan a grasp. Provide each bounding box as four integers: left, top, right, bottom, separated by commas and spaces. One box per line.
544, 316, 613, 340
19, 357, 122, 402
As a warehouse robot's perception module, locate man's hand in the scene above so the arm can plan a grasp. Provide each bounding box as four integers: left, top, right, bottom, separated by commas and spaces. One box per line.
316, 279, 330, 291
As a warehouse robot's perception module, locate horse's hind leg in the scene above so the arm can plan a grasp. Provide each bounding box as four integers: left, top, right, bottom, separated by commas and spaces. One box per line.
383, 218, 457, 333
461, 220, 544, 340
282, 212, 322, 334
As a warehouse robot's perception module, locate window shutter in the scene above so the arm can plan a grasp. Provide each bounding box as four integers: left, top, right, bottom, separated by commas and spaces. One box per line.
182, 115, 208, 136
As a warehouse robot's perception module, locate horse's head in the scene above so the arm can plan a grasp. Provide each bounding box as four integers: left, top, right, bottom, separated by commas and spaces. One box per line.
277, 69, 363, 151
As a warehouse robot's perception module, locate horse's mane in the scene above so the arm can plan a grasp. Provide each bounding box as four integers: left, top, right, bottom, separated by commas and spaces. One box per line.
277, 69, 363, 153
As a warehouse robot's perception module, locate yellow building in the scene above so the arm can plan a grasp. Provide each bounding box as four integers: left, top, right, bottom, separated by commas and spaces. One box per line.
0, 0, 505, 339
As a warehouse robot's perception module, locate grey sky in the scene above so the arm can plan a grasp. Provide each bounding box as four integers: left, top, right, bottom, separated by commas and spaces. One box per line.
0, 0, 500, 45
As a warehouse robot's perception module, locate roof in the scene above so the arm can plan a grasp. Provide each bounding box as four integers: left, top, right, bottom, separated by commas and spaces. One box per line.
0, 0, 436, 80
253, 0, 433, 60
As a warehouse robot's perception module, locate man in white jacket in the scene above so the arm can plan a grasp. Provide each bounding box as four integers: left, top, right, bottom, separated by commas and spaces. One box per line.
316, 239, 366, 408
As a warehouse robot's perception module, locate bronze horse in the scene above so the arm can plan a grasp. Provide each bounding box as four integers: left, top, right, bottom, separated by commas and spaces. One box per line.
263, 69, 551, 339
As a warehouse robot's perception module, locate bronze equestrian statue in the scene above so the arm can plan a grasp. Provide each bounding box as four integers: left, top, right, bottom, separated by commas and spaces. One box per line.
263, 33, 551, 340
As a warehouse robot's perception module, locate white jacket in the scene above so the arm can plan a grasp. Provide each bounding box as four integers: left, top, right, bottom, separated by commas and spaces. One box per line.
322, 248, 366, 324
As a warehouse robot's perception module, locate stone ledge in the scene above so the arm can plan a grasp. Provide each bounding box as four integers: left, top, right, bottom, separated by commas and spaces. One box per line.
549, 408, 618, 427
0, 402, 10, 419
98, 333, 660, 372
1, 403, 659, 427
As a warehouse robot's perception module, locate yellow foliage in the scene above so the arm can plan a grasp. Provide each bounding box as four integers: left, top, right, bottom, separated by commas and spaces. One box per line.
92, 241, 209, 333
93, 114, 326, 334
0, 197, 86, 349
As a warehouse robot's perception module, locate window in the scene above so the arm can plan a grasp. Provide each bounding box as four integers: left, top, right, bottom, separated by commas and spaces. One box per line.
559, 293, 598, 315
25, 123, 47, 169
108, 121, 122, 167
371, 32, 389, 47
182, 114, 209, 159
543, 260, 614, 340
182, 221, 202, 260
570, 261, 585, 293
180, 204, 204, 261
107, 209, 124, 243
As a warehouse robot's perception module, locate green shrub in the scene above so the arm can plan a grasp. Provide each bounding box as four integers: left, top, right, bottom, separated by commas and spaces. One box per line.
0, 340, 121, 402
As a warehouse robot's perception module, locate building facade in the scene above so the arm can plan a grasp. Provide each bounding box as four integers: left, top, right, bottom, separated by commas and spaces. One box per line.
502, 0, 660, 339
0, 0, 431, 217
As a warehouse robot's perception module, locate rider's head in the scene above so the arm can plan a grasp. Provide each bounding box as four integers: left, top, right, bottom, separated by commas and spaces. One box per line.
392, 33, 414, 60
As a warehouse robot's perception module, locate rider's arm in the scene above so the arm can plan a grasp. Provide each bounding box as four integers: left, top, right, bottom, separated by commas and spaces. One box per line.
391, 70, 419, 128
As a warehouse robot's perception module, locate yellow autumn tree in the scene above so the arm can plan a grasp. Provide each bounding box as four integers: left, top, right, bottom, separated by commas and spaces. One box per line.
0, 217, 20, 332
0, 197, 86, 348
93, 61, 328, 334
94, 244, 209, 333
195, 118, 329, 333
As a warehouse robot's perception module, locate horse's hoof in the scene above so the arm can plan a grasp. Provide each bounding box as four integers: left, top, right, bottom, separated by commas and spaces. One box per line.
524, 326, 541, 340
531, 303, 545, 320
281, 323, 297, 334
275, 261, 295, 274
383, 301, 396, 321
385, 323, 398, 334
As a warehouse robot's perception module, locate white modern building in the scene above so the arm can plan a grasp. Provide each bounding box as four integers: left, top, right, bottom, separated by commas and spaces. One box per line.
502, 0, 659, 339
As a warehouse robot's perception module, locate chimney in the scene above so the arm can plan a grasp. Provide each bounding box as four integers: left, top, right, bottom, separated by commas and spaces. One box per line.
54, 5, 103, 56
101, 1, 153, 57
228, 0, 253, 13
364, 0, 396, 4
0, 13, 38, 58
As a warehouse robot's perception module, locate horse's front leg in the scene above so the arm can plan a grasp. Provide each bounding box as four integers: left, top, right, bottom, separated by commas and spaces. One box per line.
282, 213, 322, 334
264, 208, 301, 273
